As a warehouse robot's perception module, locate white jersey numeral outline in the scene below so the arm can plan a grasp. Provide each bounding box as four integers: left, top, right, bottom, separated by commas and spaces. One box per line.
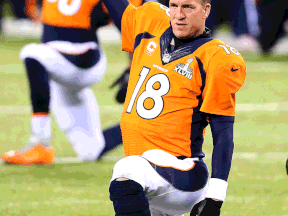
159, 4, 171, 17
218, 44, 240, 56
126, 66, 170, 119
47, 0, 82, 16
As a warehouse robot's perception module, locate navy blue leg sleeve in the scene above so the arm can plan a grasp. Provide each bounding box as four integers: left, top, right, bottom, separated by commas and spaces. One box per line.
98, 124, 123, 159
24, 58, 50, 113
109, 180, 151, 216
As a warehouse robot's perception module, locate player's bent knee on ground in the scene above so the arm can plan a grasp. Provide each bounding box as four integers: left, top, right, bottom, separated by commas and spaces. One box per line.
109, 179, 151, 216
109, 156, 151, 215
110, 154, 208, 215
20, 43, 107, 88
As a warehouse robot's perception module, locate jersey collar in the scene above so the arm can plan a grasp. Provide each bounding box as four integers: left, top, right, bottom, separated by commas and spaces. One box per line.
160, 27, 212, 65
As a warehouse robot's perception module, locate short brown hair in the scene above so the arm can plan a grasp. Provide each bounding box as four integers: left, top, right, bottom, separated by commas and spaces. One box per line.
200, 0, 211, 5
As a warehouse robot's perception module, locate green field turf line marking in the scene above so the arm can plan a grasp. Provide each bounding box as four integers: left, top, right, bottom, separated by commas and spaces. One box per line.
0, 103, 288, 114
1, 62, 288, 74
1, 198, 102, 209
0, 152, 286, 165
236, 102, 288, 112
0, 105, 124, 114
0, 63, 125, 74
247, 62, 288, 73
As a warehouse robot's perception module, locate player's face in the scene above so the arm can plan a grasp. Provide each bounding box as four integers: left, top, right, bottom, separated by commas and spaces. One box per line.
170, 0, 211, 39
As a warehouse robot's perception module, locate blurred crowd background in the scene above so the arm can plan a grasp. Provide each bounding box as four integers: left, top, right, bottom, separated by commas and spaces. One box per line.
0, 0, 287, 56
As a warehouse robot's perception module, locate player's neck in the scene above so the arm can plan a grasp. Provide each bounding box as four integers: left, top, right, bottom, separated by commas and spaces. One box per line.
171, 27, 211, 51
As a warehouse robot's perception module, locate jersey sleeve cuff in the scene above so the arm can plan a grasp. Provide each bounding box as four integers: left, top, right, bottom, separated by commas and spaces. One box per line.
206, 178, 228, 202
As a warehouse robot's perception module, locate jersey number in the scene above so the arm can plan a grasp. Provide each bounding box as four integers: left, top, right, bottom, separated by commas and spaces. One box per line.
47, 0, 82, 16
159, 4, 170, 17
218, 44, 240, 56
126, 67, 170, 119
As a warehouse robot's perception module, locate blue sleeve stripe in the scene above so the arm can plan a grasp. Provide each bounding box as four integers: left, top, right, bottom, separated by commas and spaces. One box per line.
134, 32, 155, 51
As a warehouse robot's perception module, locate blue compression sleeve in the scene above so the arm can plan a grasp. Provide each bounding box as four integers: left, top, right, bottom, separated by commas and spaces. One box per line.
101, 0, 129, 31
209, 115, 235, 181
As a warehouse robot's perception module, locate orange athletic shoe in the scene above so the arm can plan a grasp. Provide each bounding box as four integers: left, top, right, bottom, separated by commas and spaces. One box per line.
2, 144, 55, 165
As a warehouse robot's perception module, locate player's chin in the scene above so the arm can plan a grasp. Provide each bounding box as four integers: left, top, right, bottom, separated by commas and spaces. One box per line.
174, 32, 190, 39
173, 29, 188, 39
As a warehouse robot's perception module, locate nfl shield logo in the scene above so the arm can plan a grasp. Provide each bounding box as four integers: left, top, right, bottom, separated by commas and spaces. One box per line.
162, 53, 171, 63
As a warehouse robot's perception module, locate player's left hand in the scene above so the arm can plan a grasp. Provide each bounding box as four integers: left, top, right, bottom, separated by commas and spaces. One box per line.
190, 198, 223, 216
109, 67, 130, 104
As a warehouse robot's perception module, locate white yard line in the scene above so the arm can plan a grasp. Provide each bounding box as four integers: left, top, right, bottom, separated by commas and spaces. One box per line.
236, 102, 288, 112
103, 152, 288, 162
1, 63, 288, 74
0, 152, 286, 165
0, 102, 288, 114
0, 105, 124, 114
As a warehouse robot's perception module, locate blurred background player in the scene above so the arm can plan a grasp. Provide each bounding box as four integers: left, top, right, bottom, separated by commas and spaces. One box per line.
206, 0, 259, 38
1, 0, 152, 165
2, 0, 109, 164
0, 0, 43, 36
0, 0, 29, 35
256, 0, 288, 56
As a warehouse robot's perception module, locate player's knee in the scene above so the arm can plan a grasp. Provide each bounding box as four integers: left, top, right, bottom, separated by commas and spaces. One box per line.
109, 179, 150, 216
20, 43, 39, 60
113, 155, 147, 174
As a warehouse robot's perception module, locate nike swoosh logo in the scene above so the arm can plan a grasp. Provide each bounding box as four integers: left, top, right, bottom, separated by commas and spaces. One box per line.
231, 67, 240, 72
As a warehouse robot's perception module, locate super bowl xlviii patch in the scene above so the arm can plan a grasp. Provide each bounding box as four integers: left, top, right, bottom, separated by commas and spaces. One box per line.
173, 58, 193, 79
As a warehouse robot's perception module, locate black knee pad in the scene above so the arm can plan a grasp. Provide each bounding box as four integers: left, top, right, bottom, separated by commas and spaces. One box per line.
109, 180, 150, 216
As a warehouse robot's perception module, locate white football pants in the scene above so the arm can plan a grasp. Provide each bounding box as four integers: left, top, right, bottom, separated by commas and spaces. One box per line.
111, 149, 209, 216
20, 42, 106, 161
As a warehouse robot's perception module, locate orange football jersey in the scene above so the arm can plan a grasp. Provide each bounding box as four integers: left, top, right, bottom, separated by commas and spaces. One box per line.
120, 3, 246, 157
25, 0, 146, 43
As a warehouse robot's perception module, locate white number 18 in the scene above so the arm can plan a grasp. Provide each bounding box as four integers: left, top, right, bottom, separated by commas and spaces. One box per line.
126, 67, 170, 120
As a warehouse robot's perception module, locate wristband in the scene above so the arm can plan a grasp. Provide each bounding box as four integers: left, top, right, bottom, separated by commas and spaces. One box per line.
206, 178, 228, 201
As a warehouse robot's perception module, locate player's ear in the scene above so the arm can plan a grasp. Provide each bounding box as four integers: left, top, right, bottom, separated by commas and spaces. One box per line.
203, 3, 211, 19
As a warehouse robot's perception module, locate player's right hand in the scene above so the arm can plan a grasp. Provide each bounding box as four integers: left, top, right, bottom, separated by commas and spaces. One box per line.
190, 198, 223, 216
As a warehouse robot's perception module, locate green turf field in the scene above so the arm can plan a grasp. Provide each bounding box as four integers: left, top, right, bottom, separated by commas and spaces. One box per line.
0, 36, 287, 216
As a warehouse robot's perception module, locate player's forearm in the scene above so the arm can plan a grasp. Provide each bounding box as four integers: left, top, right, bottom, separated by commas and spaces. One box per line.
25, 0, 40, 21
207, 114, 235, 201
101, 0, 130, 31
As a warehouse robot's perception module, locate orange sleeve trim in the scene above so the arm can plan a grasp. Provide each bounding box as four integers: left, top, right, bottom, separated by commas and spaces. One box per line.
200, 108, 235, 117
